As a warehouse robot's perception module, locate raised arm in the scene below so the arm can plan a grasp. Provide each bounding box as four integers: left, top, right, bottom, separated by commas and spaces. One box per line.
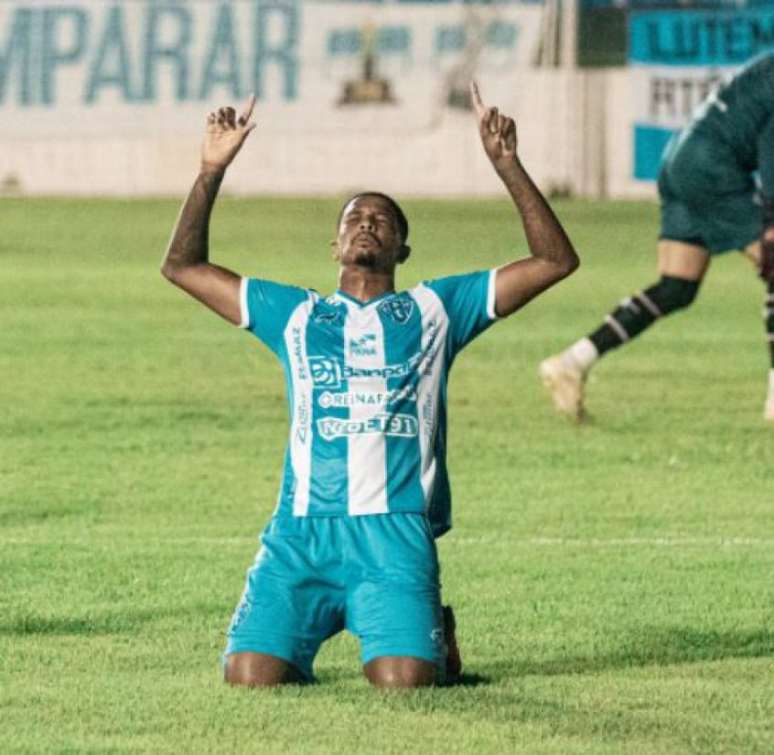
471, 82, 579, 318
161, 96, 257, 325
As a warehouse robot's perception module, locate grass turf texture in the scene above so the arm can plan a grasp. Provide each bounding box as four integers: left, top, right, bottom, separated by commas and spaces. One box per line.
2, 196, 773, 754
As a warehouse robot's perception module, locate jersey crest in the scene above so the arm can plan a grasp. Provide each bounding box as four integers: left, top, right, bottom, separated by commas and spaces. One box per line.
378, 298, 414, 324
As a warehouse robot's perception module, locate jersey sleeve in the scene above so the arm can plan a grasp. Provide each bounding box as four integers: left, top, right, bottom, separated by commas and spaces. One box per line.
238, 277, 310, 355
423, 269, 499, 355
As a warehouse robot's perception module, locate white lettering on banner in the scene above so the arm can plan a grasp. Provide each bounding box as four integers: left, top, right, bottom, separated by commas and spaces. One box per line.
647, 72, 725, 122
0, 0, 542, 135
0, 1, 300, 107
630, 63, 737, 180
631, 65, 729, 133
627, 7, 774, 181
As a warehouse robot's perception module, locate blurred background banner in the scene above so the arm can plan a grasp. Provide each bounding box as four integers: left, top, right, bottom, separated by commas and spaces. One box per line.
0, 0, 552, 197
3, 0, 774, 198
629, 4, 774, 180
0, 0, 544, 131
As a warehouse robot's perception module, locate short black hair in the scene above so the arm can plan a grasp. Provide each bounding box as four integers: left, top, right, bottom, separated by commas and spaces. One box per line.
337, 191, 409, 243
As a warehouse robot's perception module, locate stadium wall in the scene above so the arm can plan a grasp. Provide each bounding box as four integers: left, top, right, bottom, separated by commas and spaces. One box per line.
0, 0, 654, 199
1, 69, 647, 199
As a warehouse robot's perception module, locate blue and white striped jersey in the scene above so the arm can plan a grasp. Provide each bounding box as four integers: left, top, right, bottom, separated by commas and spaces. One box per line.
239, 270, 498, 537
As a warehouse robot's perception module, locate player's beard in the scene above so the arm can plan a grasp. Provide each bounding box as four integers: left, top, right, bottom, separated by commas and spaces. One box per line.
352, 248, 378, 266
349, 236, 382, 267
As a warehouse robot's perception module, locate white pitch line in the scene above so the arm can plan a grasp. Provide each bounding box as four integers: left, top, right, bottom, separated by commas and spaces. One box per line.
447, 536, 774, 547
3, 536, 774, 548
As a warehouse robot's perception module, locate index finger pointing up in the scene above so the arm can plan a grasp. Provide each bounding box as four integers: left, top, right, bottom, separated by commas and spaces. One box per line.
238, 93, 256, 126
469, 80, 485, 117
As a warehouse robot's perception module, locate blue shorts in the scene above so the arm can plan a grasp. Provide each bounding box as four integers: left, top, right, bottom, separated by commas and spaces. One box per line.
224, 513, 444, 681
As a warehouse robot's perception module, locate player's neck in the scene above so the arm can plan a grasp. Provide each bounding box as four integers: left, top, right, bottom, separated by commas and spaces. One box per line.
337, 266, 396, 303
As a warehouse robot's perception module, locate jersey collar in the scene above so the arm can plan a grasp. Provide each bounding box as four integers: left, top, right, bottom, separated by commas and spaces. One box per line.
332, 289, 396, 308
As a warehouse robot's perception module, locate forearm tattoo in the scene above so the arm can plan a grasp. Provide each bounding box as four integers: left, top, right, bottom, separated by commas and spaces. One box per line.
164, 169, 224, 268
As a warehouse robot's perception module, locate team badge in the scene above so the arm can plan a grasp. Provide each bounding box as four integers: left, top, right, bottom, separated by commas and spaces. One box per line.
379, 298, 414, 324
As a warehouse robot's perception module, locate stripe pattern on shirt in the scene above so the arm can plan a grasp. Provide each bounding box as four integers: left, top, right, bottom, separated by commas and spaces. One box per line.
283, 294, 317, 516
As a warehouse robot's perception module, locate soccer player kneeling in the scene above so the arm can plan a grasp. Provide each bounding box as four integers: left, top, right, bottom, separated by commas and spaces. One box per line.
161, 85, 578, 687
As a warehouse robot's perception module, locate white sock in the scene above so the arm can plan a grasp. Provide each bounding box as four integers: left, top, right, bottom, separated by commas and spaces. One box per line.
768, 369, 774, 400
563, 337, 598, 373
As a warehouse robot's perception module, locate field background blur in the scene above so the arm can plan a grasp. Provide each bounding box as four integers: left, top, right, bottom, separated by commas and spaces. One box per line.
2, 1, 774, 752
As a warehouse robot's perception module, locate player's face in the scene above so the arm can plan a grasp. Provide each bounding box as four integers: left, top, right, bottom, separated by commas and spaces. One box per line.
335, 195, 405, 271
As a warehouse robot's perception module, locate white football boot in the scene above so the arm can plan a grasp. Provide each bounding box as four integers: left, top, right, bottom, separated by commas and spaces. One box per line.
539, 353, 587, 422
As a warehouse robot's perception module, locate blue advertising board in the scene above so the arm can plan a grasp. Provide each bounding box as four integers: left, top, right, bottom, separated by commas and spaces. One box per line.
629, 6, 774, 180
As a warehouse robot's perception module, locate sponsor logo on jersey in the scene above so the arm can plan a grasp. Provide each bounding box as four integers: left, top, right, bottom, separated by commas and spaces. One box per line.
295, 393, 310, 444
318, 387, 417, 409
308, 356, 343, 387
308, 352, 425, 388
291, 327, 308, 380
312, 307, 345, 326
348, 333, 377, 357
316, 413, 418, 440
378, 298, 414, 324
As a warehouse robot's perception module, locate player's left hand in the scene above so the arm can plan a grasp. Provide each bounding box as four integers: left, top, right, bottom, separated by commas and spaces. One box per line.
470, 81, 518, 174
760, 227, 774, 282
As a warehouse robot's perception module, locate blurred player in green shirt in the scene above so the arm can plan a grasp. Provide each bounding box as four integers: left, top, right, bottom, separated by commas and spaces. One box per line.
541, 52, 774, 422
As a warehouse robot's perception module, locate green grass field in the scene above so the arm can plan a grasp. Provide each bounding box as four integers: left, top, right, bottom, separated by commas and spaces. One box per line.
2, 195, 773, 754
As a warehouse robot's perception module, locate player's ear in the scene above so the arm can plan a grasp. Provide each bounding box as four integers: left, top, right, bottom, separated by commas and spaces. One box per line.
330, 239, 341, 262
397, 244, 411, 264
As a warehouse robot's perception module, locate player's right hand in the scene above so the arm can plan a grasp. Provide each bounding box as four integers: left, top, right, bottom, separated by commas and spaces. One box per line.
201, 95, 256, 173
470, 81, 518, 175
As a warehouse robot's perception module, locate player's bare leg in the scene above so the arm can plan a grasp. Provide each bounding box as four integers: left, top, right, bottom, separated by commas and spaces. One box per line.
540, 241, 709, 420
224, 652, 305, 687
364, 656, 438, 688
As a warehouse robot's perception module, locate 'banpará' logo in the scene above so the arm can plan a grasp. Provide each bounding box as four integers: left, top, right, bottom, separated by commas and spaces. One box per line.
349, 333, 377, 357
308, 356, 342, 388
308, 353, 424, 387
378, 298, 414, 324
317, 413, 418, 440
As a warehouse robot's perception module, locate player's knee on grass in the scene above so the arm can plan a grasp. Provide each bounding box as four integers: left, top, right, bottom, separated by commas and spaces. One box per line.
364, 656, 438, 688
224, 652, 305, 687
